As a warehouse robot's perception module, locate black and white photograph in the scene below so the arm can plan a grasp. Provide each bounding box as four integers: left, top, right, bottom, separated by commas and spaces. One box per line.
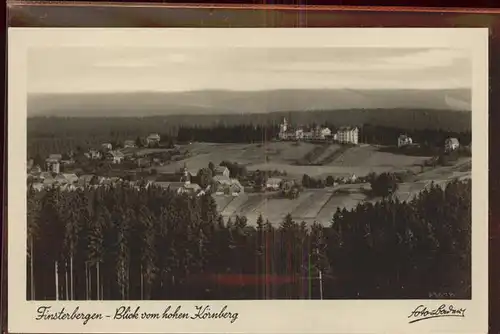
8, 28, 488, 334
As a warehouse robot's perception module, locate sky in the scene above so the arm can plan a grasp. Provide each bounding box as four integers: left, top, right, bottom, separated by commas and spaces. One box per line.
27, 47, 471, 94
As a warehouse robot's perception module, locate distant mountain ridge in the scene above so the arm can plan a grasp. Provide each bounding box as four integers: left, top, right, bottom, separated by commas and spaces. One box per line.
28, 88, 471, 118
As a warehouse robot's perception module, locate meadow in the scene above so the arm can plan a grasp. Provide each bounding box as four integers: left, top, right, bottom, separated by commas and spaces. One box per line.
152, 141, 431, 179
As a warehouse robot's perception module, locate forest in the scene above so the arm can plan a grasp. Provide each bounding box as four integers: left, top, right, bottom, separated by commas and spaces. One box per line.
27, 179, 471, 300
27, 116, 471, 161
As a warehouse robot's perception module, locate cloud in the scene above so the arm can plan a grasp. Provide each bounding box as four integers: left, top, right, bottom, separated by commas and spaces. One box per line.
382, 49, 468, 69
28, 47, 471, 93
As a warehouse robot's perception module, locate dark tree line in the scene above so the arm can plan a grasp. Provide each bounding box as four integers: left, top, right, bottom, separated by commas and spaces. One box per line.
28, 118, 471, 162
367, 172, 399, 197
27, 179, 471, 300
219, 161, 248, 179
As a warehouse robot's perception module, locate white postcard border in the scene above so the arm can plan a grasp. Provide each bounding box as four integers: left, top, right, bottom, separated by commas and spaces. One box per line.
8, 28, 489, 334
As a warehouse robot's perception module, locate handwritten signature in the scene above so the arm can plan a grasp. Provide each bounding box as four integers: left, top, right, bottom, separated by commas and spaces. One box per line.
408, 304, 466, 324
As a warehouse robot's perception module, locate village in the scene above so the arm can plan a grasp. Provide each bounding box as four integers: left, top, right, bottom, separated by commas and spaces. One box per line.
26, 118, 469, 225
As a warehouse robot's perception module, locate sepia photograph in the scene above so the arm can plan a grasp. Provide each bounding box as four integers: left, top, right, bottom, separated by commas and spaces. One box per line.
25, 44, 473, 301
8, 28, 488, 334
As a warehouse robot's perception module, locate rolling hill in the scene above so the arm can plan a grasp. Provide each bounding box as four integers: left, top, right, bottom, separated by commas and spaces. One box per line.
28, 88, 471, 118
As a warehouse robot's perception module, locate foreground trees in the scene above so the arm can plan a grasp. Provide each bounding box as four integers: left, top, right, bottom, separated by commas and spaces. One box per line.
27, 180, 471, 300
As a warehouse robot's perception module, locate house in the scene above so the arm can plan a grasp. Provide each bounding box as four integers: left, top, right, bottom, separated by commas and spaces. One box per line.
146, 133, 161, 147
45, 158, 60, 174
43, 177, 56, 187
180, 183, 202, 195
100, 177, 114, 187
336, 126, 359, 145
278, 118, 290, 140
213, 176, 244, 196
398, 134, 413, 148
31, 183, 45, 192
60, 183, 78, 192
48, 154, 62, 161
278, 118, 308, 141
303, 131, 314, 140
130, 179, 153, 190
445, 138, 460, 152
213, 175, 232, 186
313, 125, 332, 140
106, 150, 125, 164
319, 127, 332, 139
101, 143, 113, 151
153, 181, 202, 195
61, 158, 75, 166
294, 129, 304, 140
109, 177, 122, 184
39, 172, 54, 180
214, 166, 230, 178
27, 159, 34, 171
266, 177, 283, 191
30, 165, 42, 175
88, 149, 102, 160
55, 173, 79, 185
78, 174, 97, 186
228, 179, 245, 196
124, 140, 136, 148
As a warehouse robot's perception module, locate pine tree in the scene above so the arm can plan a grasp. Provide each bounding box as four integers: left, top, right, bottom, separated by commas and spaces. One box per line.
138, 206, 157, 300
27, 186, 41, 300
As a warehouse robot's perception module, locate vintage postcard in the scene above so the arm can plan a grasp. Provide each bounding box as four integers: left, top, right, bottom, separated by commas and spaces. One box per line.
8, 28, 488, 333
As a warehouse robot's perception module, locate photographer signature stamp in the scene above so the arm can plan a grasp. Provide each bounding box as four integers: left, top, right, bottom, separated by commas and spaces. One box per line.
408, 304, 466, 324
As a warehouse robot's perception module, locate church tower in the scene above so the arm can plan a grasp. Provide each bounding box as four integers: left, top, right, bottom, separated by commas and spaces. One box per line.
280, 117, 288, 133
278, 118, 288, 140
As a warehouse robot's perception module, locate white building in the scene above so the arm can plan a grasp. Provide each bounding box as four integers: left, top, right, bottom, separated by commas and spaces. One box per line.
214, 166, 230, 178
146, 133, 161, 147
336, 126, 359, 145
86, 149, 102, 160
266, 177, 283, 191
106, 151, 125, 164
55, 173, 79, 185
319, 127, 332, 139
313, 125, 332, 140
45, 158, 60, 174
213, 175, 244, 196
101, 143, 113, 151
278, 118, 289, 140
124, 140, 136, 148
445, 137, 460, 152
398, 134, 413, 148
294, 129, 304, 140
278, 118, 332, 141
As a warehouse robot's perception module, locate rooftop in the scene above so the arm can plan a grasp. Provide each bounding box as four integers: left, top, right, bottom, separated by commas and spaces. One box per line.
337, 126, 359, 132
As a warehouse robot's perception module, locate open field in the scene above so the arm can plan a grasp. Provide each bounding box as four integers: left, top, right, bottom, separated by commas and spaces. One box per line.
328, 145, 430, 168
151, 142, 432, 178
216, 187, 372, 226
146, 141, 470, 226
213, 156, 471, 226
152, 141, 324, 173
411, 158, 471, 181
309, 144, 342, 165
